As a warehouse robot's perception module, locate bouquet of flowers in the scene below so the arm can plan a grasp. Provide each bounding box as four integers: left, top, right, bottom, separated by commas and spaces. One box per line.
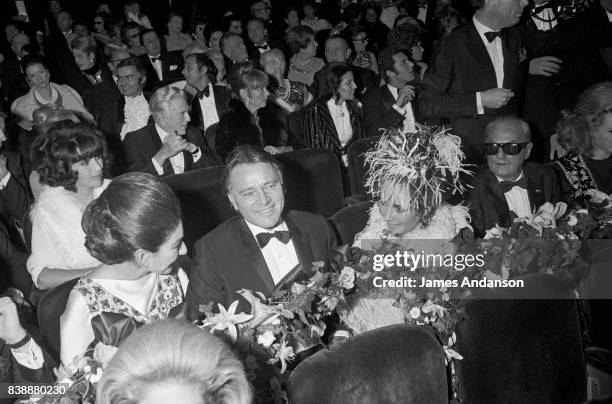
560, 189, 612, 239
474, 202, 589, 288
38, 342, 117, 404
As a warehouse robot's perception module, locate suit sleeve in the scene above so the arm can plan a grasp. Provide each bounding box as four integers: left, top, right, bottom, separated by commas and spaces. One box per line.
187, 128, 222, 168
123, 134, 161, 176
215, 115, 236, 162
466, 187, 487, 239
185, 239, 229, 321
362, 90, 404, 138
418, 41, 480, 119
0, 157, 32, 225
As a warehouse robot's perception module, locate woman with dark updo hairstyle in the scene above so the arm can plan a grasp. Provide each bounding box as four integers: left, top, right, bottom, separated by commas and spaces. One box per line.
555, 82, 612, 204
60, 172, 188, 367
27, 121, 109, 291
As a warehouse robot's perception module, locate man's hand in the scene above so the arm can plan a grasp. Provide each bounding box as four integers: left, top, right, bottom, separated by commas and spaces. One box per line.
154, 134, 189, 165
529, 56, 562, 76
0, 297, 27, 345
0, 154, 10, 181
481, 88, 514, 109
549, 133, 566, 160
18, 119, 33, 131
395, 85, 416, 108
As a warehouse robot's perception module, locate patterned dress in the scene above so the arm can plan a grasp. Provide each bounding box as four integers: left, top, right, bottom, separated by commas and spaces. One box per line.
554, 152, 604, 200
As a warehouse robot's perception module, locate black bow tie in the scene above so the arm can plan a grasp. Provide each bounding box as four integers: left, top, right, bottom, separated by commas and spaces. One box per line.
484, 31, 503, 42
256, 230, 291, 248
150, 56, 160, 63
256, 43, 270, 50
532, 3, 552, 13
197, 86, 210, 99
499, 176, 528, 193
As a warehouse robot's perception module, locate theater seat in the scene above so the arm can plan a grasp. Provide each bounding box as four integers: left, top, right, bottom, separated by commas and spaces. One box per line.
37, 279, 78, 363
455, 273, 586, 404
287, 324, 448, 404
329, 201, 373, 245
346, 135, 380, 197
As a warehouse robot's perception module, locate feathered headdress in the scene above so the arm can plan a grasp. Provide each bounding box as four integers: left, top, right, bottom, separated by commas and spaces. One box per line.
364, 124, 471, 218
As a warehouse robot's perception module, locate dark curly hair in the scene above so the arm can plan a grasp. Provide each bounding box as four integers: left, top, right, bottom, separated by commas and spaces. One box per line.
82, 172, 182, 265
311, 62, 353, 102
557, 81, 612, 155
30, 121, 108, 192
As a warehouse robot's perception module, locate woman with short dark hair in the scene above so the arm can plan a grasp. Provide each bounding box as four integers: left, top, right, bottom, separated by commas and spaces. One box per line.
60, 172, 188, 366
27, 122, 109, 290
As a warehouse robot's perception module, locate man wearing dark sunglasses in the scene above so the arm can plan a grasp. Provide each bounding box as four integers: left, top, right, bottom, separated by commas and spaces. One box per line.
467, 116, 562, 237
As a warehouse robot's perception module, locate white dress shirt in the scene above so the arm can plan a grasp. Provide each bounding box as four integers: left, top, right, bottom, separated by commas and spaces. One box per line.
497, 171, 532, 218
473, 15, 505, 115
149, 54, 163, 80
245, 220, 300, 285
151, 124, 201, 175
327, 98, 353, 166
198, 83, 220, 130
531, 5, 558, 31
606, 9, 612, 22
387, 84, 417, 132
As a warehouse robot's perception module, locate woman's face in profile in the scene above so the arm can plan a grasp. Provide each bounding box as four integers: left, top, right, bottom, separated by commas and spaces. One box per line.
377, 199, 420, 237
246, 86, 270, 110
72, 157, 104, 191
145, 222, 186, 275
337, 71, 357, 102
139, 382, 203, 404
593, 113, 612, 154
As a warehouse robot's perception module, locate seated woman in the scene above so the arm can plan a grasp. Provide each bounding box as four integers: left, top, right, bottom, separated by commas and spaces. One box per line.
10, 54, 93, 124
303, 62, 364, 193
60, 172, 189, 366
354, 125, 471, 246
164, 11, 192, 52
96, 319, 251, 404
286, 26, 325, 87
27, 122, 109, 291
217, 63, 289, 160
348, 26, 379, 75
260, 49, 312, 113
555, 82, 612, 205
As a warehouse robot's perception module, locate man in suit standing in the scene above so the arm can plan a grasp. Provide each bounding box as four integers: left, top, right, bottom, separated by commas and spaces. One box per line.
418, 0, 528, 165
182, 53, 229, 147
123, 86, 220, 177
185, 146, 336, 318
138, 29, 184, 92
362, 47, 419, 138
467, 117, 562, 237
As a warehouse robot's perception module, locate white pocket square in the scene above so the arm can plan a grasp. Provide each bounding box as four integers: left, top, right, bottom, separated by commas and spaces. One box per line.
169, 65, 178, 71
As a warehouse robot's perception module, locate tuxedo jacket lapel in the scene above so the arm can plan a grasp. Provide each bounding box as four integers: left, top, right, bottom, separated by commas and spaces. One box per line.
116, 97, 126, 137
465, 22, 498, 88
525, 170, 544, 212
150, 126, 175, 175
238, 220, 275, 295
190, 97, 204, 131
484, 170, 512, 227
273, 216, 316, 292
213, 86, 229, 115
501, 31, 519, 90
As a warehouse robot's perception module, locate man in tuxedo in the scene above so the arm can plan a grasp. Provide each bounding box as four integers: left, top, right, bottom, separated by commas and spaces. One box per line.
362, 48, 419, 138
324, 36, 377, 100
467, 117, 562, 238
138, 29, 184, 92
123, 86, 220, 177
246, 18, 288, 63
182, 53, 229, 146
418, 0, 528, 165
185, 146, 336, 319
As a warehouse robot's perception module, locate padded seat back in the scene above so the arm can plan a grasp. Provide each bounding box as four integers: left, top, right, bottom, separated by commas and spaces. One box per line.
455, 273, 586, 404
287, 324, 448, 404
37, 279, 78, 363
329, 201, 373, 245
346, 135, 380, 196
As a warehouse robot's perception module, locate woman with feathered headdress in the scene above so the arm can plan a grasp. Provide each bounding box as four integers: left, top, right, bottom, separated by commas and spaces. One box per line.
354, 124, 472, 246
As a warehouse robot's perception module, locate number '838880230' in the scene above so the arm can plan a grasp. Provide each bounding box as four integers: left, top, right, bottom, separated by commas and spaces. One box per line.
0, 383, 68, 398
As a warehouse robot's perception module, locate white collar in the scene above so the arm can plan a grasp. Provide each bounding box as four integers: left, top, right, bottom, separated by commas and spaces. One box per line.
154, 123, 173, 140
244, 218, 287, 235
387, 84, 400, 99
606, 9, 612, 22
495, 170, 524, 183
473, 14, 498, 35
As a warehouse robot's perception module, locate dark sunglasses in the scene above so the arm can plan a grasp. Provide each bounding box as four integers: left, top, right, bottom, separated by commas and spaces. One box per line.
483, 142, 530, 155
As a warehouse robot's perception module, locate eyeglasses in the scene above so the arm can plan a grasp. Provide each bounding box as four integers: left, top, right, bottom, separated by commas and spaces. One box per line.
483, 142, 530, 155
353, 37, 368, 42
